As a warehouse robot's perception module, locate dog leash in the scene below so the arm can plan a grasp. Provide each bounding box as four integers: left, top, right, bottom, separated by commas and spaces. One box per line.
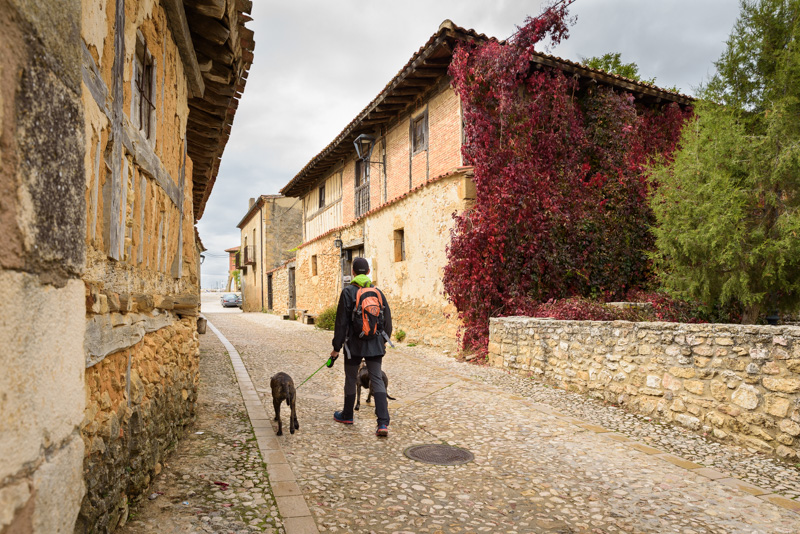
296, 357, 334, 389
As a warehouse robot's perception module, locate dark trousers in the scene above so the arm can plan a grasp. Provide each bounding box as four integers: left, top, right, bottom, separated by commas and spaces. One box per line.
343, 355, 390, 426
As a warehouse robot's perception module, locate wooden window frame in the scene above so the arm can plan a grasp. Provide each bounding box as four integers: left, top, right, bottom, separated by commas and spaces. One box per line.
410, 109, 428, 155
318, 184, 326, 209
311, 254, 318, 276
133, 35, 156, 140
354, 159, 370, 218
393, 229, 405, 262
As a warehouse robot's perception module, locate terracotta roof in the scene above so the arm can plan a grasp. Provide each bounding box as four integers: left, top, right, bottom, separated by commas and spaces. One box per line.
224, 246, 240, 253
185, 0, 256, 221
280, 20, 692, 199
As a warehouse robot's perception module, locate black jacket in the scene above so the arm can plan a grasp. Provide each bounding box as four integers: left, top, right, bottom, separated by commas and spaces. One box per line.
332, 283, 392, 358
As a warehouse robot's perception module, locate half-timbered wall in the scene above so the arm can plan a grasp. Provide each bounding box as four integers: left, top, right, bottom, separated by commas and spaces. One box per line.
78, 1, 201, 530
303, 169, 343, 241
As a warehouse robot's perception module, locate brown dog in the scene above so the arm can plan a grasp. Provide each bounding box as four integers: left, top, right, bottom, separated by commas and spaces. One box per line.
354, 362, 396, 411
270, 372, 299, 436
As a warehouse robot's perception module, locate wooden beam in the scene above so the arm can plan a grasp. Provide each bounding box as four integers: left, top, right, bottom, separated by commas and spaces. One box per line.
186, 11, 230, 45
236, 0, 253, 13
202, 62, 231, 84
185, 0, 226, 19
192, 35, 234, 65
163, 0, 205, 97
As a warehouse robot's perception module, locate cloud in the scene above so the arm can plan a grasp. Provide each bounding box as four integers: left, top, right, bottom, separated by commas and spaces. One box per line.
199, 0, 741, 287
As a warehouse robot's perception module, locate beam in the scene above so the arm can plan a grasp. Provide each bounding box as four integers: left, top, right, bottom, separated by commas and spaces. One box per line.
186, 11, 230, 45
163, 0, 205, 97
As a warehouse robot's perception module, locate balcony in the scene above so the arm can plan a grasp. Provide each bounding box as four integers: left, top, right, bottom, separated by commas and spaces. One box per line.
243, 245, 256, 266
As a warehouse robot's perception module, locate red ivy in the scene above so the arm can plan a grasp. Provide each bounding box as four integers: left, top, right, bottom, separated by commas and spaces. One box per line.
443, 3, 693, 351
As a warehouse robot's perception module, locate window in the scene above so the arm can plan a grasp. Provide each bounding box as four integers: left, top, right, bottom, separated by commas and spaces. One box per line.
394, 229, 405, 262
411, 111, 428, 155
318, 184, 326, 209
133, 35, 155, 139
311, 254, 318, 276
354, 160, 370, 218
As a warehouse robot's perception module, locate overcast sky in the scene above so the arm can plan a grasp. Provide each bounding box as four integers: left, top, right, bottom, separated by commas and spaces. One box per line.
197, 0, 741, 289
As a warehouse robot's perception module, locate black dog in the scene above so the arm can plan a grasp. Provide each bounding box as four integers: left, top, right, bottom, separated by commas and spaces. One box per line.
354, 362, 396, 411
270, 372, 299, 436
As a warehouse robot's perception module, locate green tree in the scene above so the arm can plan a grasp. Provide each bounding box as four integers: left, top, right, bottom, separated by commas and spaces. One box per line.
650, 0, 800, 323
583, 52, 656, 84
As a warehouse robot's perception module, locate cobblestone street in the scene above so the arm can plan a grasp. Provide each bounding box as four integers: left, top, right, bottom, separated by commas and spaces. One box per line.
125, 300, 800, 533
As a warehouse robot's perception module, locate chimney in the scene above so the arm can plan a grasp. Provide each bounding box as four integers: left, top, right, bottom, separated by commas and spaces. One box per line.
249, 197, 255, 209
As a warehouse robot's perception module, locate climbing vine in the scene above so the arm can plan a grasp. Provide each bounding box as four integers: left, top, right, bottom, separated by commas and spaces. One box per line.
443, 3, 692, 351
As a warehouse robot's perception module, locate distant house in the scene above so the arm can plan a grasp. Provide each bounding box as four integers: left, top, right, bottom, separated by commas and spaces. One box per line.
225, 246, 241, 291
236, 195, 302, 312
280, 20, 690, 348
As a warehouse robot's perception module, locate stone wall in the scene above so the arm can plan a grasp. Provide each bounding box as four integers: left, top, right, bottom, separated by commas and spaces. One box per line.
295, 234, 348, 317
0, 0, 88, 532
489, 318, 800, 460
77, 318, 199, 532
268, 260, 294, 316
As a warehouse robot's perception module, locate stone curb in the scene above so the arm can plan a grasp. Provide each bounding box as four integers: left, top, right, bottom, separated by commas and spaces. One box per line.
206, 319, 320, 534
402, 353, 800, 516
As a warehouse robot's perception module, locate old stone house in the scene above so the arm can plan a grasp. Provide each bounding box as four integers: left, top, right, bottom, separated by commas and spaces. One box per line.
236, 195, 302, 312
279, 20, 690, 348
1, 0, 253, 532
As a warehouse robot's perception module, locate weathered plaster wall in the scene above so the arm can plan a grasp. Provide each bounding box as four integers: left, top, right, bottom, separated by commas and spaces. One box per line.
364, 173, 469, 348
489, 318, 800, 461
0, 0, 87, 532
296, 171, 472, 348
239, 203, 261, 312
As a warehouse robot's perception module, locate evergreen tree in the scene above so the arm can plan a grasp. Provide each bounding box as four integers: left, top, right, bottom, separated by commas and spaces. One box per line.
650, 0, 800, 323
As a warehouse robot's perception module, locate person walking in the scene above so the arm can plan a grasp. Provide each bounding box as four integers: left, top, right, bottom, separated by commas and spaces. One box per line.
329, 257, 393, 437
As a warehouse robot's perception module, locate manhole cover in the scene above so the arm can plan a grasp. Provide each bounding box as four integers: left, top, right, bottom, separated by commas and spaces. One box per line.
404, 444, 474, 465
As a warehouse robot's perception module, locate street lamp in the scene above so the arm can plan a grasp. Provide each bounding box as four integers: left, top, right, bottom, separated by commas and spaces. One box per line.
354, 133, 376, 161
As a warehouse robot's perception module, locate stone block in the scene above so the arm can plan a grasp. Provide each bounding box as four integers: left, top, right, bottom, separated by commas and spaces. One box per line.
31, 437, 84, 533
710, 380, 727, 401
731, 384, 760, 410
684, 380, 705, 395
779, 419, 800, 437
669, 366, 695, 379
764, 395, 791, 418
0, 274, 85, 481
762, 376, 800, 393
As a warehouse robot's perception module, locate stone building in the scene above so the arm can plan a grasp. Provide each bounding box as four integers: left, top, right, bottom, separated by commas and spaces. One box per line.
236, 195, 302, 313
280, 20, 690, 348
1, 0, 254, 532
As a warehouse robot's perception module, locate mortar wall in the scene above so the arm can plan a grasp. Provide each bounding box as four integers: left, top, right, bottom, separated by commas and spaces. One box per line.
489, 318, 800, 461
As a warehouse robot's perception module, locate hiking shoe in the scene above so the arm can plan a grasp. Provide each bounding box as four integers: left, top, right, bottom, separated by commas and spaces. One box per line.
376, 424, 389, 437
333, 411, 353, 424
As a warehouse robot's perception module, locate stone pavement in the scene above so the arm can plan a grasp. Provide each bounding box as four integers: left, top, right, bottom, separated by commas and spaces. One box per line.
126, 309, 800, 533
